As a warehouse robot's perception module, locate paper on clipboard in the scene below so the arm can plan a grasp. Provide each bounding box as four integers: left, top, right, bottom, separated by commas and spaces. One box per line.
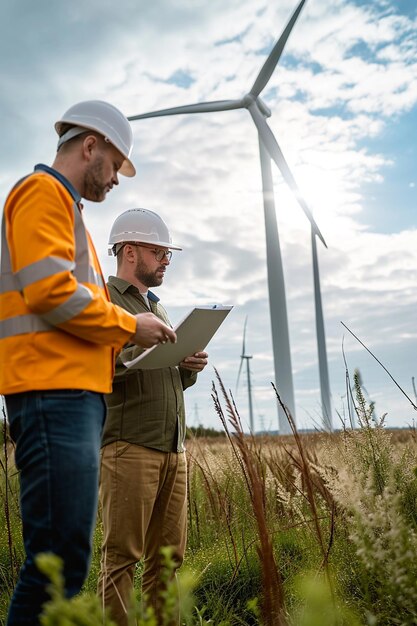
122, 304, 233, 370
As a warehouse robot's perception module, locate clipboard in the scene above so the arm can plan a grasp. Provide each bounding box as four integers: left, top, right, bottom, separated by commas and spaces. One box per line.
122, 304, 233, 370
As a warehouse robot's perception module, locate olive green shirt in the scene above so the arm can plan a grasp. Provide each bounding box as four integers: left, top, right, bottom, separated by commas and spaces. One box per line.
101, 276, 197, 452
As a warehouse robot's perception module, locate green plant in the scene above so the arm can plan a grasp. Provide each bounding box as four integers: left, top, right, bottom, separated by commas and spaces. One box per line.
322, 375, 417, 625
289, 572, 363, 626
37, 553, 117, 625
36, 551, 215, 626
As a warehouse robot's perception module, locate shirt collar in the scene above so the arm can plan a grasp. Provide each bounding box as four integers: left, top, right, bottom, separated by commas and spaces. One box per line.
34, 163, 82, 204
108, 275, 160, 302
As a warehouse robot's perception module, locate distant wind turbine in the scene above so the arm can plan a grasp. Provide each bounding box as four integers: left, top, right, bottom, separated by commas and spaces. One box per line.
129, 0, 331, 434
236, 316, 255, 433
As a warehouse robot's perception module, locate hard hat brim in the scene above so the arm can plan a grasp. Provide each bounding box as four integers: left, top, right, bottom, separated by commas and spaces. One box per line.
160, 242, 182, 250
110, 240, 182, 250
119, 158, 136, 177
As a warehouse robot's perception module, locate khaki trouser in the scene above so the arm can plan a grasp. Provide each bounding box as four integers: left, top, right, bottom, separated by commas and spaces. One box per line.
97, 442, 187, 626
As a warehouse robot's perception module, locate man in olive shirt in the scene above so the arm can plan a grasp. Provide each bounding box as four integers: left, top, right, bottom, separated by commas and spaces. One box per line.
98, 208, 208, 625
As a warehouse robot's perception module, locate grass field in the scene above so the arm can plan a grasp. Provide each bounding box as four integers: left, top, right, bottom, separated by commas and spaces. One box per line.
1, 375, 417, 625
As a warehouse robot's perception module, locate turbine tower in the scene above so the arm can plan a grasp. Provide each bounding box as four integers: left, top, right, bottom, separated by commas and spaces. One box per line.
236, 316, 255, 433
311, 227, 332, 430
129, 0, 331, 434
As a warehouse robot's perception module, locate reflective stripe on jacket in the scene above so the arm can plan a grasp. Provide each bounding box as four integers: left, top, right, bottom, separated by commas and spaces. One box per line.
0, 168, 137, 395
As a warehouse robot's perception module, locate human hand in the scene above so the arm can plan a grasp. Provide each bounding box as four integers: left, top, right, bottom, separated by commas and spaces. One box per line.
131, 312, 176, 349
179, 351, 208, 372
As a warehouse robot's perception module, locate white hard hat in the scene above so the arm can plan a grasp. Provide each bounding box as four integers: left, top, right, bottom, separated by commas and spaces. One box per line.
108, 208, 182, 256
55, 100, 136, 177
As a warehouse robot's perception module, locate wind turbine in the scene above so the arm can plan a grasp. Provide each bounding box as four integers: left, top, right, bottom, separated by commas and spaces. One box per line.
129, 0, 331, 434
236, 316, 255, 433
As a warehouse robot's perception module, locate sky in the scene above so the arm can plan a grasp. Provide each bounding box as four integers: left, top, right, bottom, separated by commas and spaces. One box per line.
1, 0, 417, 433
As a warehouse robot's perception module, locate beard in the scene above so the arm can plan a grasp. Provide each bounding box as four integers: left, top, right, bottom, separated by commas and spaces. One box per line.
83, 154, 108, 202
134, 257, 165, 288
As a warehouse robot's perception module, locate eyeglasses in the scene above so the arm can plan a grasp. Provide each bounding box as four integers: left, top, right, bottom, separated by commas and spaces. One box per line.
122, 243, 172, 262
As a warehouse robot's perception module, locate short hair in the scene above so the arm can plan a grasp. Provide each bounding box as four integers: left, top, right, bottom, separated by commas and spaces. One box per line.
116, 244, 126, 271
56, 123, 89, 152
57, 124, 106, 153
56, 122, 76, 138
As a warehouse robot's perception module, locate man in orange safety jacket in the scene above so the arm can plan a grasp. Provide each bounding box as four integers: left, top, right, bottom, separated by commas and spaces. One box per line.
0, 100, 176, 626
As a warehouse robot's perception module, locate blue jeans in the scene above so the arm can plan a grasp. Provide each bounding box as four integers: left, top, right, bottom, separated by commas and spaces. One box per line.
5, 389, 106, 626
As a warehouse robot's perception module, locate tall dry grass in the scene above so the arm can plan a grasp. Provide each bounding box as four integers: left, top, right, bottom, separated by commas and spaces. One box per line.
1, 370, 416, 624
184, 371, 417, 624
0, 408, 21, 618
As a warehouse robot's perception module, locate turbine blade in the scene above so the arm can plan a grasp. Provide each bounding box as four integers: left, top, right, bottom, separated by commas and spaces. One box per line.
236, 357, 245, 392
249, 104, 327, 247
128, 99, 244, 121
249, 0, 307, 97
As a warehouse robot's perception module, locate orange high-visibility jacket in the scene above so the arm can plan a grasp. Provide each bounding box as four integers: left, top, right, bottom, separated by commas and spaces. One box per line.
0, 165, 137, 395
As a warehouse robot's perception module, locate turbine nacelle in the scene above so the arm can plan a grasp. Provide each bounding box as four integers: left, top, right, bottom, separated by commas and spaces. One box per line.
242, 94, 271, 118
